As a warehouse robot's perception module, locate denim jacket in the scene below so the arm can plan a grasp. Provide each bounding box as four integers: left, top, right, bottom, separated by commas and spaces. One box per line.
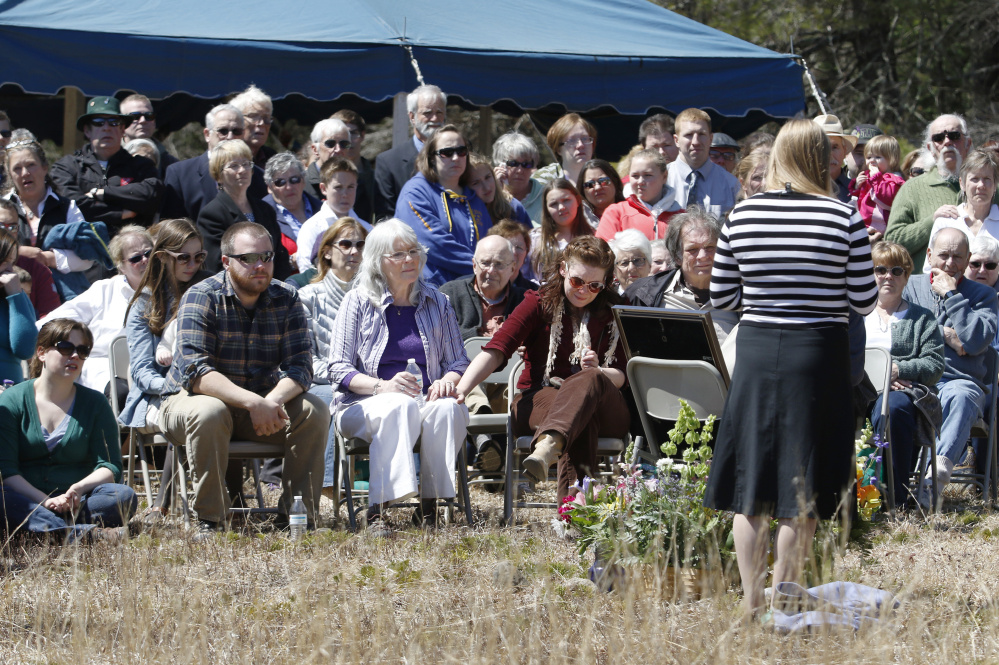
118, 292, 170, 428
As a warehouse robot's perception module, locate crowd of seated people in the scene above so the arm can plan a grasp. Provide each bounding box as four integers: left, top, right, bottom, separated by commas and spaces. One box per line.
3, 79, 999, 556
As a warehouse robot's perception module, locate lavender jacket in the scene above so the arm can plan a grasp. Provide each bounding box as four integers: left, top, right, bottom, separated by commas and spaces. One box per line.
327, 281, 470, 410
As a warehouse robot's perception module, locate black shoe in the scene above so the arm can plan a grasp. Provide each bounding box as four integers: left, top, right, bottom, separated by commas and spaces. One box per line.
412, 500, 440, 529
474, 437, 504, 474
191, 519, 222, 543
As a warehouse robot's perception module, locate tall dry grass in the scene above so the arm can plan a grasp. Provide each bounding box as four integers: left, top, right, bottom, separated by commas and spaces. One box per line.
1, 485, 999, 663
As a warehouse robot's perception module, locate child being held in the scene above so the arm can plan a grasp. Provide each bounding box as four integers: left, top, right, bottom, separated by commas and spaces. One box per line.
849, 135, 906, 240
155, 318, 177, 367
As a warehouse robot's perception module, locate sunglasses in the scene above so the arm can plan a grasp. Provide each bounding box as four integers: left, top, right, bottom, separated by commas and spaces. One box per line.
505, 159, 534, 169
127, 111, 156, 123
215, 126, 244, 137
567, 275, 606, 293
435, 146, 468, 159
227, 251, 274, 265
874, 265, 905, 277
324, 138, 352, 150
0, 130, 11, 139
88, 118, 126, 128
126, 248, 152, 264
970, 260, 999, 270
272, 175, 302, 187
931, 130, 963, 144
583, 176, 612, 189
52, 340, 92, 360
336, 239, 365, 251
709, 150, 737, 162
163, 249, 207, 265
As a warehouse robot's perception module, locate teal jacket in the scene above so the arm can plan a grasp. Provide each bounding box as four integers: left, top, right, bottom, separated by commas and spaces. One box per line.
0, 291, 37, 383
0, 380, 122, 495
891, 301, 945, 386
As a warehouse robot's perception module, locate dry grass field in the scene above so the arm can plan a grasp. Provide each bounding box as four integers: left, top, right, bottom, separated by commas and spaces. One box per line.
2, 481, 999, 664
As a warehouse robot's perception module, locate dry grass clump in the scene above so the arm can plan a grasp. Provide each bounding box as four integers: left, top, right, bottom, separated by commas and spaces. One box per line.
2, 485, 999, 663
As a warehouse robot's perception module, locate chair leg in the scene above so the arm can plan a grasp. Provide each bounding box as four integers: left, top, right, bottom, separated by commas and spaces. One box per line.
929, 448, 939, 514
457, 444, 474, 527
137, 437, 154, 508
503, 427, 516, 526
340, 437, 357, 532
173, 444, 191, 528
126, 430, 136, 491
251, 460, 266, 510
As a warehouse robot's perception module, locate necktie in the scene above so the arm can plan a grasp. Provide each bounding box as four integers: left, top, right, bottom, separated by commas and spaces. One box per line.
686, 170, 700, 206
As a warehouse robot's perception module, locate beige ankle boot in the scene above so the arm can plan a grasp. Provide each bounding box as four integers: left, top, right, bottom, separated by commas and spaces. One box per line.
523, 433, 564, 483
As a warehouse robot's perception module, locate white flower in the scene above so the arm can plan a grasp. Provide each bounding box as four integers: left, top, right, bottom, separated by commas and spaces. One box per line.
656, 458, 674, 472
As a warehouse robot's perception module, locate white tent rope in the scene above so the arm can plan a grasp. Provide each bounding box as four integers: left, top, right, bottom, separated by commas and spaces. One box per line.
402, 44, 426, 87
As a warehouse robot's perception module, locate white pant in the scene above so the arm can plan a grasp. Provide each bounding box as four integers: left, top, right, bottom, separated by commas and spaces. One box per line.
337, 394, 469, 505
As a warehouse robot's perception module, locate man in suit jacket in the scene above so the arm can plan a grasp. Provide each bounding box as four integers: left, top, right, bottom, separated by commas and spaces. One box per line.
302, 118, 352, 201
120, 93, 179, 179
373, 84, 447, 220
160, 103, 266, 221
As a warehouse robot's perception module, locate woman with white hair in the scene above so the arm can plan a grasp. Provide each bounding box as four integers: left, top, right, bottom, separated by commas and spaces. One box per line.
609, 228, 651, 293
492, 131, 545, 226
263, 152, 321, 266
327, 219, 470, 532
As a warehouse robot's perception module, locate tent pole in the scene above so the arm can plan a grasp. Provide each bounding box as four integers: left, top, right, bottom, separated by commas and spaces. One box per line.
62, 86, 85, 153
392, 92, 409, 149
477, 106, 492, 152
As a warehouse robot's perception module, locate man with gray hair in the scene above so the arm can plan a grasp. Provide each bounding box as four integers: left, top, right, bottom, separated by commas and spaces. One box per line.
623, 205, 739, 342
302, 118, 353, 200
229, 84, 276, 169
120, 93, 178, 178
886, 113, 974, 272
374, 84, 447, 219
161, 103, 267, 220
904, 227, 998, 508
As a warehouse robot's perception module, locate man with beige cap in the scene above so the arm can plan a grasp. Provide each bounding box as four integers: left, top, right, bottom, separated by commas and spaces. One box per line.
813, 114, 856, 204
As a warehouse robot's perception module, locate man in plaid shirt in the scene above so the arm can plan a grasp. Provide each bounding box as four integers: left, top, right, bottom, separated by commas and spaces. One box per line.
160, 221, 327, 535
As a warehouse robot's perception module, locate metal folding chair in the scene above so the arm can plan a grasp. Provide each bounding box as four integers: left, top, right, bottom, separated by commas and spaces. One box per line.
950, 347, 999, 506
463, 336, 513, 490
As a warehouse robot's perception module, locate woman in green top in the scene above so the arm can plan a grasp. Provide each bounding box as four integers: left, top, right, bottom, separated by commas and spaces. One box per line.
0, 318, 136, 542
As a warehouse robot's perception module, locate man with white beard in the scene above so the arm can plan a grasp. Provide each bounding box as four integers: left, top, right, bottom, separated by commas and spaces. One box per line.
886, 114, 973, 272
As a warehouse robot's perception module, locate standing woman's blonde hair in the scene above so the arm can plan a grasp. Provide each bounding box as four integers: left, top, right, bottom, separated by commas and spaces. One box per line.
765, 119, 832, 197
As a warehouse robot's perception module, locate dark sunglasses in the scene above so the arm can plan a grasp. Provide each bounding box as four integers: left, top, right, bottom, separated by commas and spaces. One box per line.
163, 249, 207, 265
970, 260, 999, 270
227, 251, 275, 265
874, 265, 905, 277
272, 175, 302, 187
324, 139, 352, 150
127, 111, 156, 123
583, 176, 612, 189
709, 150, 737, 162
505, 159, 534, 169
0, 130, 11, 138
126, 249, 152, 264
567, 275, 606, 294
435, 146, 468, 159
336, 239, 365, 251
52, 340, 92, 360
88, 118, 126, 128
215, 126, 244, 137
931, 130, 963, 144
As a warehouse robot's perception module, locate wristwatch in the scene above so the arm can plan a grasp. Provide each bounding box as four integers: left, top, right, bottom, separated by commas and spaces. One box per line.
945, 289, 959, 300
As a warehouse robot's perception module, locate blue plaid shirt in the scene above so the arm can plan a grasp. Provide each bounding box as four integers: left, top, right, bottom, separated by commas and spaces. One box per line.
163, 270, 313, 397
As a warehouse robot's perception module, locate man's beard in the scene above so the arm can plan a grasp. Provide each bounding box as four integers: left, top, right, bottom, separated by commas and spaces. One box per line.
415, 119, 442, 141
229, 267, 272, 295
935, 146, 963, 180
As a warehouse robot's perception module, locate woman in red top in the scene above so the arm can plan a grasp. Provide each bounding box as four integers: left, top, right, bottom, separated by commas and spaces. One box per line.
456, 236, 630, 501
596, 149, 683, 242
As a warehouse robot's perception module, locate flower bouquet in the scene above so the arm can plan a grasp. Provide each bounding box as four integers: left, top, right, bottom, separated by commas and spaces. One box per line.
856, 420, 888, 520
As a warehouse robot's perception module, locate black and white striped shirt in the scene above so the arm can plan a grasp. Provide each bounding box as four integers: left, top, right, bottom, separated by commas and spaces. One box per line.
710, 191, 878, 327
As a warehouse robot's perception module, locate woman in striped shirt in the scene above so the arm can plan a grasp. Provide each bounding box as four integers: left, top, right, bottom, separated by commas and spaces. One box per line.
704, 119, 878, 623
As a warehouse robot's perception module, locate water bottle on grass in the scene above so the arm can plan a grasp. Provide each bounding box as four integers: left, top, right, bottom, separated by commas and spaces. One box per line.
289, 495, 307, 540
406, 359, 425, 407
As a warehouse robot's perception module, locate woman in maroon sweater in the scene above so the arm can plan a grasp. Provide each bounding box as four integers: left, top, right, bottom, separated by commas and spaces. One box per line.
456, 235, 630, 501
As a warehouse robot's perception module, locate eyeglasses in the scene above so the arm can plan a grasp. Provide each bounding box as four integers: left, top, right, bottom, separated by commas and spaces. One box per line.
931, 130, 963, 144
561, 137, 594, 148
505, 159, 534, 169
126, 249, 152, 264
709, 150, 737, 162
583, 176, 612, 190
272, 175, 302, 187
970, 260, 999, 270
0, 130, 11, 138
335, 239, 365, 251
227, 251, 275, 265
52, 340, 92, 360
874, 265, 905, 277
476, 259, 510, 271
383, 248, 421, 262
87, 118, 126, 128
616, 257, 648, 268
435, 146, 468, 159
225, 160, 253, 172
567, 275, 605, 293
245, 114, 273, 126
324, 138, 352, 151
163, 249, 207, 265
214, 126, 244, 138
127, 111, 156, 123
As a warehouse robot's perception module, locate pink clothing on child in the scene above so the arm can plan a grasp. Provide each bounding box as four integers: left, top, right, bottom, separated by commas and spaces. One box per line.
848, 171, 906, 234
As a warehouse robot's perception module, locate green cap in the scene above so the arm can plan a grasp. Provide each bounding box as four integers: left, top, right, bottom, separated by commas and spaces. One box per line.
77, 97, 129, 131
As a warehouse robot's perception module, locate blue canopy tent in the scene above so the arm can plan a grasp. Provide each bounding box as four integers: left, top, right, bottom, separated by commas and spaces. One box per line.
0, 0, 804, 147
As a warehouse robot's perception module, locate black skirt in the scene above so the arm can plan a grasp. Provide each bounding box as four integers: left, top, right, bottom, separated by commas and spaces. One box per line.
703, 322, 854, 519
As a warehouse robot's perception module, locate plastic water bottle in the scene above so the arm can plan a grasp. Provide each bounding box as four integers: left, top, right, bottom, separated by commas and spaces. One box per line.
289, 495, 307, 540
406, 358, 425, 407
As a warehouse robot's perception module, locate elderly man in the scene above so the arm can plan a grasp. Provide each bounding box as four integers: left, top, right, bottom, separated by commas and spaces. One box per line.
161, 103, 267, 221
158, 222, 327, 535
624, 206, 739, 342
230, 85, 276, 169
812, 114, 857, 203
49, 97, 163, 235
903, 227, 998, 507
331, 109, 376, 224
120, 93, 178, 178
665, 109, 741, 219
709, 133, 739, 174
373, 84, 447, 219
302, 118, 352, 199
440, 235, 526, 473
886, 114, 974, 272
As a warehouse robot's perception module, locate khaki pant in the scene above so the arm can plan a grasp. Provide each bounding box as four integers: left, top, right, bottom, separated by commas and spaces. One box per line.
160, 389, 328, 524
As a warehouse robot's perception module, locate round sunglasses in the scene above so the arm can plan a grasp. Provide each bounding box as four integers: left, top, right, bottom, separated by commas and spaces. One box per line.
126, 249, 152, 264
874, 265, 905, 277
567, 275, 606, 293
